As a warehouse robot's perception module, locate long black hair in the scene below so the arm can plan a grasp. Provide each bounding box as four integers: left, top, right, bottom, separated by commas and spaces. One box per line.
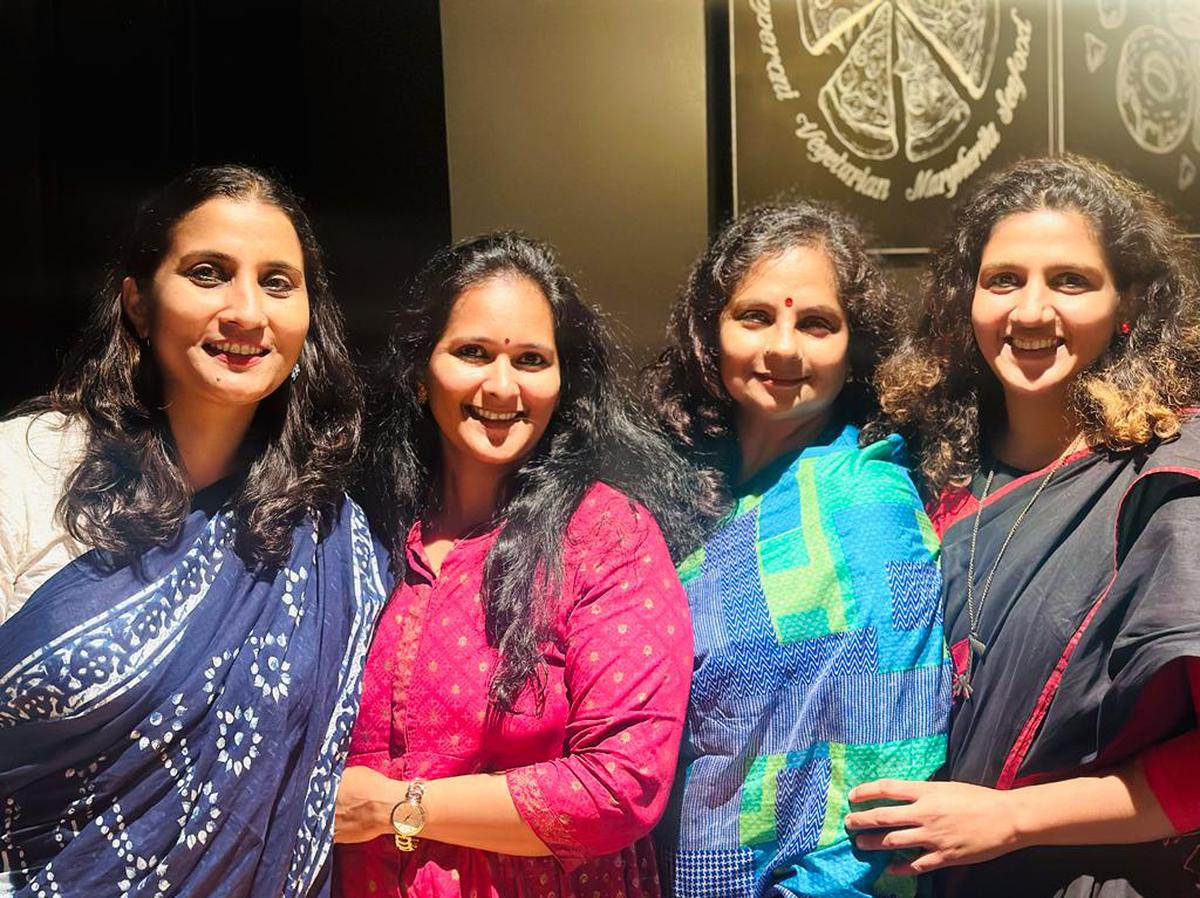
645, 200, 897, 528
17, 164, 362, 567
361, 231, 703, 712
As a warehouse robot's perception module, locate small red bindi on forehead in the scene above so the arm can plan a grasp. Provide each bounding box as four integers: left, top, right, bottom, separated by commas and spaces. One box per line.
784, 297, 793, 307
504, 338, 510, 345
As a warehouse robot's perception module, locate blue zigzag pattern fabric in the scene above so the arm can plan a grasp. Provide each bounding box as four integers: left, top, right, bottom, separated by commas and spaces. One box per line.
658, 426, 951, 897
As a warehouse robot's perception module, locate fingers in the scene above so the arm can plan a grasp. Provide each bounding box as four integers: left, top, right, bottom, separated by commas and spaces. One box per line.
847, 778, 931, 804
852, 827, 928, 852
844, 803, 926, 832
888, 850, 950, 876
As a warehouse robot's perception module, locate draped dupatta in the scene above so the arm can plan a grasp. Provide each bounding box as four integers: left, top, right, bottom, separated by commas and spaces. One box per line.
0, 494, 387, 897
931, 423, 1200, 897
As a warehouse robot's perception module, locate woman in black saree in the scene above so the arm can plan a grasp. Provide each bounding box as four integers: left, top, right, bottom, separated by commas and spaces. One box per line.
845, 155, 1200, 897
0, 165, 387, 896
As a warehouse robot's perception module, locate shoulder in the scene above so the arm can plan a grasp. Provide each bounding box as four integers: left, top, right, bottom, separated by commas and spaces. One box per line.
564, 482, 655, 553
562, 483, 680, 583
0, 412, 87, 499
814, 431, 923, 507
0, 414, 90, 620
1140, 414, 1200, 473
1114, 417, 1200, 558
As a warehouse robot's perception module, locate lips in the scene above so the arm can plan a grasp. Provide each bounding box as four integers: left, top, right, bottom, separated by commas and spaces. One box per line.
755, 373, 806, 388
465, 405, 525, 424
203, 340, 270, 364
1006, 335, 1062, 352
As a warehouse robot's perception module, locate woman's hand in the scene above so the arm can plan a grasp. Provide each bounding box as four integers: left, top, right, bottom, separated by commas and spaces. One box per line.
335, 765, 406, 844
844, 779, 1025, 875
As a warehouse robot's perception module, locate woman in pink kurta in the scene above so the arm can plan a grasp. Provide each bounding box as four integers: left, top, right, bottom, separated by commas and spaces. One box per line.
333, 232, 697, 898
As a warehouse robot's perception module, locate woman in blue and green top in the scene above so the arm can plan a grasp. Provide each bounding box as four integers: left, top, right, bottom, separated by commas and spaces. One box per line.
647, 201, 950, 898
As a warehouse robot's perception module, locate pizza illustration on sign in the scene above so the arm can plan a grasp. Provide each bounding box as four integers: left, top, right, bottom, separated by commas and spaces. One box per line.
800, 0, 1000, 162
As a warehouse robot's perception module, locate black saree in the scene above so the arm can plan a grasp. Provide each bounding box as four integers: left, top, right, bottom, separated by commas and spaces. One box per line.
928, 420, 1200, 898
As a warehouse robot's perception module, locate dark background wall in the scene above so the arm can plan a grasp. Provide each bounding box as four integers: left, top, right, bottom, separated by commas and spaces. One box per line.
440, 0, 711, 363
0, 0, 451, 411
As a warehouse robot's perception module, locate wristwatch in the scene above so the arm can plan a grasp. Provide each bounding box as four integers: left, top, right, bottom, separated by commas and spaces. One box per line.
390, 779, 427, 851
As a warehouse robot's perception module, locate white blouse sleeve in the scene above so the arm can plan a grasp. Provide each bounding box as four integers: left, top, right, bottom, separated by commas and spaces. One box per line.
0, 413, 88, 626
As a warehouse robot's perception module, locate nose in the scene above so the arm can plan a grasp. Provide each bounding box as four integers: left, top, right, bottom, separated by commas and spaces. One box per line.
483, 356, 520, 404
220, 275, 269, 330
1010, 279, 1056, 327
764, 321, 801, 362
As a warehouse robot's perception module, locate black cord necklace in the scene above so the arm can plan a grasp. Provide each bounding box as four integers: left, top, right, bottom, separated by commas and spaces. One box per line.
952, 441, 1079, 700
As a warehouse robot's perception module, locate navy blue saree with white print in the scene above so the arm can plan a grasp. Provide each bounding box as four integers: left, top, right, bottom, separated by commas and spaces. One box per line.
0, 488, 387, 897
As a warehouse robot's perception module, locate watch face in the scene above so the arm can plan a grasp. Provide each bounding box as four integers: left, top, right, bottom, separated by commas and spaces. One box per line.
391, 802, 427, 837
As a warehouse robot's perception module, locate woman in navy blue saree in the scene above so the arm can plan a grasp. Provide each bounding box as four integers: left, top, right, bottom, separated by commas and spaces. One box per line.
0, 165, 387, 896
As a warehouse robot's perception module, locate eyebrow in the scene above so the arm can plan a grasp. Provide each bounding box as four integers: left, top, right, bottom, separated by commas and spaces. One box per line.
729, 297, 843, 316
455, 336, 555, 351
178, 250, 304, 275
979, 261, 1107, 279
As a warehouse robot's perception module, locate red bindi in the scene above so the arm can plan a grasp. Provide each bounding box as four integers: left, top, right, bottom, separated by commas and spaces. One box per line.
504, 338, 510, 345
784, 297, 793, 307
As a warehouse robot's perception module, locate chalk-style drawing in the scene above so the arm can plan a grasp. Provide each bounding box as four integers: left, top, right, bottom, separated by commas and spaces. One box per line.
798, 0, 1000, 162
817, 2, 900, 159
896, 12, 972, 160
1085, 32, 1109, 73
895, 0, 1000, 101
1180, 153, 1197, 190
1194, 46, 1200, 154
1097, 0, 1127, 31
1117, 26, 1194, 154
798, 0, 881, 55
1166, 0, 1200, 42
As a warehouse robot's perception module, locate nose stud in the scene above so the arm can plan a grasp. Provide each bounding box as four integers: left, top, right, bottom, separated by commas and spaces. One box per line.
784, 297, 793, 307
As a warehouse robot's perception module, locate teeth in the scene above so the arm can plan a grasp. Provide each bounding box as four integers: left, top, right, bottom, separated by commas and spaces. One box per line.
209, 342, 266, 356
472, 407, 521, 422
1010, 336, 1058, 351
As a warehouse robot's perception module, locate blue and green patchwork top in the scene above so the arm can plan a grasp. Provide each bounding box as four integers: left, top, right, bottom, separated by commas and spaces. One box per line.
659, 424, 950, 898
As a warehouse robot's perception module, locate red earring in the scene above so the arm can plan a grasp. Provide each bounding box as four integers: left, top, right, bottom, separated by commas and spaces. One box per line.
1119, 321, 1132, 335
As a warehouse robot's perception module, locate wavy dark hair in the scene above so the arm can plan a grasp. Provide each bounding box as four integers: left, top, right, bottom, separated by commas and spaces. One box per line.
645, 200, 897, 525
876, 154, 1200, 497
15, 164, 362, 567
361, 231, 703, 712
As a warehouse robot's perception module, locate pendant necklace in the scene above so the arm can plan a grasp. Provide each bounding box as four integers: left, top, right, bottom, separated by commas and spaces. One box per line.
953, 438, 1081, 700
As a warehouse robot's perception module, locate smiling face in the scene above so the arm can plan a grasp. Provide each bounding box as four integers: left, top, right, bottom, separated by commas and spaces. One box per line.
426, 274, 561, 475
718, 243, 851, 435
972, 208, 1121, 411
122, 197, 310, 414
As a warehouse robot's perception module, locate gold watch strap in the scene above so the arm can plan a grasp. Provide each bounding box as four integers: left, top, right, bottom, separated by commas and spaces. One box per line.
392, 778, 427, 852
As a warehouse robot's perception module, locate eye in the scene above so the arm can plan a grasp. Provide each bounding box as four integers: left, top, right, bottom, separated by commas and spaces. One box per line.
186, 262, 225, 286
984, 271, 1021, 290
1053, 271, 1092, 292
262, 272, 299, 296
799, 316, 835, 333
516, 351, 551, 368
453, 344, 489, 362
737, 309, 771, 326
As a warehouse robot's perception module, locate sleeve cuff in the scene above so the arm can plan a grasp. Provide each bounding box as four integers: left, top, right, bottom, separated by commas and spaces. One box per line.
1142, 728, 1200, 834
505, 764, 588, 872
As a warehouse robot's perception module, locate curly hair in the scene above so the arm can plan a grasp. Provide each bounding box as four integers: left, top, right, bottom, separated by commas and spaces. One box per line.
360, 231, 704, 712
876, 154, 1200, 497
645, 200, 898, 526
14, 164, 362, 568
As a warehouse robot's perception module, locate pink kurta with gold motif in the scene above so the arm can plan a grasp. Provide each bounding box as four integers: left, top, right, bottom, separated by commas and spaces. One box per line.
334, 483, 693, 898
